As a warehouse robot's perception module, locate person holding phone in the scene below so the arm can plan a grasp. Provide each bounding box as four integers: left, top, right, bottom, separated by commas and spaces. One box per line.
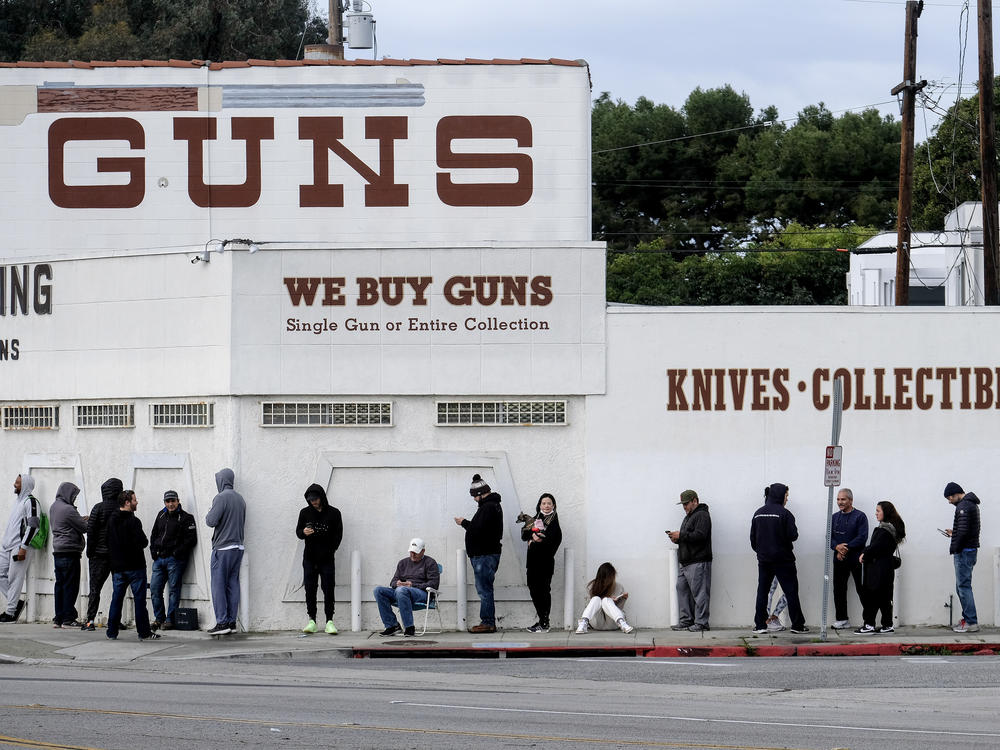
575, 562, 634, 634
666, 489, 712, 632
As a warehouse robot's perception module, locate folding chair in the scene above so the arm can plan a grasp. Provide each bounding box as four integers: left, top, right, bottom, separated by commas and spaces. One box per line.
412, 564, 443, 635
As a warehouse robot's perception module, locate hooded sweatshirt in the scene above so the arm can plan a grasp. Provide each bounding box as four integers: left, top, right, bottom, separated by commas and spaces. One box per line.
461, 491, 503, 557
50, 481, 87, 556
294, 483, 343, 564
950, 491, 981, 554
205, 468, 246, 550
3, 475, 39, 553
86, 477, 123, 558
749, 483, 799, 564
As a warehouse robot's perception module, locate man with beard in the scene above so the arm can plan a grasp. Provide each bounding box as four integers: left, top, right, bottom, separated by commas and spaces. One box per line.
0, 474, 40, 622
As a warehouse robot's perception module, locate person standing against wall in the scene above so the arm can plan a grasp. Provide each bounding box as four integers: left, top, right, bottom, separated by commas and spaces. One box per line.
106, 490, 159, 641
149, 490, 197, 631
205, 468, 246, 636
830, 488, 868, 629
295, 483, 343, 635
855, 500, 905, 634
522, 492, 562, 633
750, 483, 808, 634
82, 477, 123, 631
0, 474, 40, 623
50, 481, 88, 628
454, 473, 503, 633
943, 482, 981, 633
667, 489, 712, 632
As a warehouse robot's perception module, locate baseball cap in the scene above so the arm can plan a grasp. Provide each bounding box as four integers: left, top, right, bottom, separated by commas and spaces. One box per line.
408, 538, 425, 553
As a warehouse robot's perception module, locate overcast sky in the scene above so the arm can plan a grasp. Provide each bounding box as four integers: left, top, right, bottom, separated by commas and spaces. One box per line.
324, 0, 987, 142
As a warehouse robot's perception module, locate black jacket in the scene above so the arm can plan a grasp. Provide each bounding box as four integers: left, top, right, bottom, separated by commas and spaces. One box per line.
522, 512, 562, 570
862, 521, 899, 590
86, 477, 123, 558
950, 492, 981, 554
677, 502, 712, 565
462, 492, 503, 557
107, 509, 148, 573
295, 484, 343, 564
150, 504, 198, 562
750, 486, 798, 563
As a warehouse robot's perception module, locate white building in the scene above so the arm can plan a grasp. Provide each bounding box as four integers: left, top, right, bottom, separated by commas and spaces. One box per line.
2, 60, 996, 631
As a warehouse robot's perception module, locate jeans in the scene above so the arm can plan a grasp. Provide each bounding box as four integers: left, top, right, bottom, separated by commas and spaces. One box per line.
754, 560, 805, 630
210, 548, 243, 625
470, 553, 501, 626
107, 569, 152, 639
374, 585, 428, 629
150, 556, 187, 624
303, 558, 336, 621
53, 554, 82, 624
953, 549, 978, 624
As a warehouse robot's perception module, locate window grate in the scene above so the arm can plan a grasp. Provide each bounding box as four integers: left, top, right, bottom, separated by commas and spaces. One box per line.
436, 400, 567, 426
261, 401, 393, 427
75, 403, 135, 428
151, 402, 214, 428
2, 405, 60, 430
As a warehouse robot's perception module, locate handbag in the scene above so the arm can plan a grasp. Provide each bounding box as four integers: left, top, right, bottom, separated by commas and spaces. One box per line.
891, 548, 902, 569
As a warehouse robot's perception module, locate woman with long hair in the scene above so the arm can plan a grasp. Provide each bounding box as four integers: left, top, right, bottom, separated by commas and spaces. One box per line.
523, 492, 562, 633
575, 562, 634, 634
855, 500, 906, 635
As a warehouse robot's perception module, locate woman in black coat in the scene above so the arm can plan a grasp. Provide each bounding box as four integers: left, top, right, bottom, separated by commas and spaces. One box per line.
523, 492, 562, 633
855, 500, 906, 635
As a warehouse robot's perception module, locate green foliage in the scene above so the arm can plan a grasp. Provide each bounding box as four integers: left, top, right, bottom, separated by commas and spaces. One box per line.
606, 224, 877, 306
2, 0, 327, 61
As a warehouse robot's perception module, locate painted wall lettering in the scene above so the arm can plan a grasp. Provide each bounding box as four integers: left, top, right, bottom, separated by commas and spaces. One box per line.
48, 117, 144, 208
173, 117, 274, 207
436, 115, 533, 207
0, 264, 53, 316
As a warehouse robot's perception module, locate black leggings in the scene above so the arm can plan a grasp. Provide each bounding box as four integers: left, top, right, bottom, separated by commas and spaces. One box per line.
527, 558, 555, 625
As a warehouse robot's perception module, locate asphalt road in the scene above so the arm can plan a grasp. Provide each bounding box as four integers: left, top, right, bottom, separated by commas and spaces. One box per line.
1, 655, 998, 749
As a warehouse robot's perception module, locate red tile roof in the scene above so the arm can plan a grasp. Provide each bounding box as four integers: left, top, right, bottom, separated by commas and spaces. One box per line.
0, 57, 585, 70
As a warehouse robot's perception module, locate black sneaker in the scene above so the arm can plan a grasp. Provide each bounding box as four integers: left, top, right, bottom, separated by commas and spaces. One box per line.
150, 620, 163, 632
379, 623, 402, 637
62, 619, 83, 628
116, 621, 129, 630
81, 621, 96, 631
671, 623, 693, 631
0, 613, 14, 623
207, 623, 232, 635
139, 632, 162, 641
227, 622, 238, 633
875, 625, 894, 634
790, 625, 810, 634
526, 622, 550, 633
404, 626, 416, 637
12, 600, 25, 622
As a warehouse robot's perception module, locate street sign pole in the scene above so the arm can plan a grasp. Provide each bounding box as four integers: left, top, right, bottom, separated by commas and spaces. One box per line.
820, 379, 843, 643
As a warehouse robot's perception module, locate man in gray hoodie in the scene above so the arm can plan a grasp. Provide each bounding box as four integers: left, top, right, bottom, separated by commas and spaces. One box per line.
205, 468, 246, 635
0, 474, 40, 622
50, 481, 88, 627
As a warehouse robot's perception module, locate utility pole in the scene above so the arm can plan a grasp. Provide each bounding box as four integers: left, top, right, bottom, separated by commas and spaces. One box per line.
892, 1, 926, 306
979, 0, 999, 305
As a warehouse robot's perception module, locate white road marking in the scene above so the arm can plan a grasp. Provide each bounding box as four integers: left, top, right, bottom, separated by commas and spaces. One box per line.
389, 701, 1000, 739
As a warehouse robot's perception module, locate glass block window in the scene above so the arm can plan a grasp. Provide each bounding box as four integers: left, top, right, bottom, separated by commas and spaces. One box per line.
75, 403, 135, 428
436, 400, 567, 426
151, 402, 214, 428
2, 405, 59, 430
261, 402, 393, 427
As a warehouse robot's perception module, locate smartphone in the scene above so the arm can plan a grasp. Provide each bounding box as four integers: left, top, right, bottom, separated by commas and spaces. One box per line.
937, 528, 949, 536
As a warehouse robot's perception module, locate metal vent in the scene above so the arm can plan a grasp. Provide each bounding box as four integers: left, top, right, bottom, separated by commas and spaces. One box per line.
75, 403, 135, 428
2, 405, 60, 430
261, 401, 393, 426
435, 400, 567, 426
151, 402, 214, 428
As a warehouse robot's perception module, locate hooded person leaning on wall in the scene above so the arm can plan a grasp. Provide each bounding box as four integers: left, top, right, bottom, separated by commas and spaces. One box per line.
295, 483, 343, 635
50, 481, 88, 628
0, 474, 40, 622
82, 477, 123, 630
205, 468, 246, 636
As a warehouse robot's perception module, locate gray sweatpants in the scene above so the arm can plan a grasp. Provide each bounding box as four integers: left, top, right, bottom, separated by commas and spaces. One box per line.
0, 548, 31, 615
676, 560, 712, 627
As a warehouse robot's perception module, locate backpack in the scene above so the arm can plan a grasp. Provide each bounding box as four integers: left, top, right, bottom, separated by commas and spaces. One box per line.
28, 508, 49, 550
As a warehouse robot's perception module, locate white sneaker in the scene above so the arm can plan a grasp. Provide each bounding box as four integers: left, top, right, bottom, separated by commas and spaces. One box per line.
575, 619, 589, 634
832, 619, 851, 629
767, 619, 786, 632
618, 619, 634, 634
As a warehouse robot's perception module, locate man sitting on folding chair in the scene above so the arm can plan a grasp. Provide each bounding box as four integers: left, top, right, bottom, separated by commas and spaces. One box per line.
374, 538, 440, 637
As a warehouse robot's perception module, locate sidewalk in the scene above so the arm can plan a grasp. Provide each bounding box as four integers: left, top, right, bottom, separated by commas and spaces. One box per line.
1, 623, 997, 664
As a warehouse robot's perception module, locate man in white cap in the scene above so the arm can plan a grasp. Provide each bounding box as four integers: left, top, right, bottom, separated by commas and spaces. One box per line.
0, 474, 41, 622
373, 538, 440, 637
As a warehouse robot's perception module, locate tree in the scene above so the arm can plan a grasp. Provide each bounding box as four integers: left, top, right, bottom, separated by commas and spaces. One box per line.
2, 0, 327, 62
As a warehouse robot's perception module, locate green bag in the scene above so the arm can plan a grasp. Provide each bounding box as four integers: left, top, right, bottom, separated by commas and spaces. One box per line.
28, 509, 49, 550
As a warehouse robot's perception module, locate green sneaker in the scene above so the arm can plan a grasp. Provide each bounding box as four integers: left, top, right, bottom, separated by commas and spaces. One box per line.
325, 620, 338, 635
302, 619, 317, 634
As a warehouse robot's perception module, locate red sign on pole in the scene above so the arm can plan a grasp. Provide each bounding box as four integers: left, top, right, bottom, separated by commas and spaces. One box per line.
824, 445, 843, 487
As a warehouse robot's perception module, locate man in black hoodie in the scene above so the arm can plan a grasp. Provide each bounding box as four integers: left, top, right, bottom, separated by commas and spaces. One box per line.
454, 473, 503, 633
295, 484, 343, 635
106, 490, 159, 641
943, 482, 981, 633
149, 490, 198, 630
750, 483, 808, 634
81, 477, 123, 631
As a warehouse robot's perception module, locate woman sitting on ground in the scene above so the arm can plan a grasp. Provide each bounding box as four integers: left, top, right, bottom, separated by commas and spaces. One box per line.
575, 562, 634, 634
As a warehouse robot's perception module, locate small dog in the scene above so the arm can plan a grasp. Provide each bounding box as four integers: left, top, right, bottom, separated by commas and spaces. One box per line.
516, 512, 535, 534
